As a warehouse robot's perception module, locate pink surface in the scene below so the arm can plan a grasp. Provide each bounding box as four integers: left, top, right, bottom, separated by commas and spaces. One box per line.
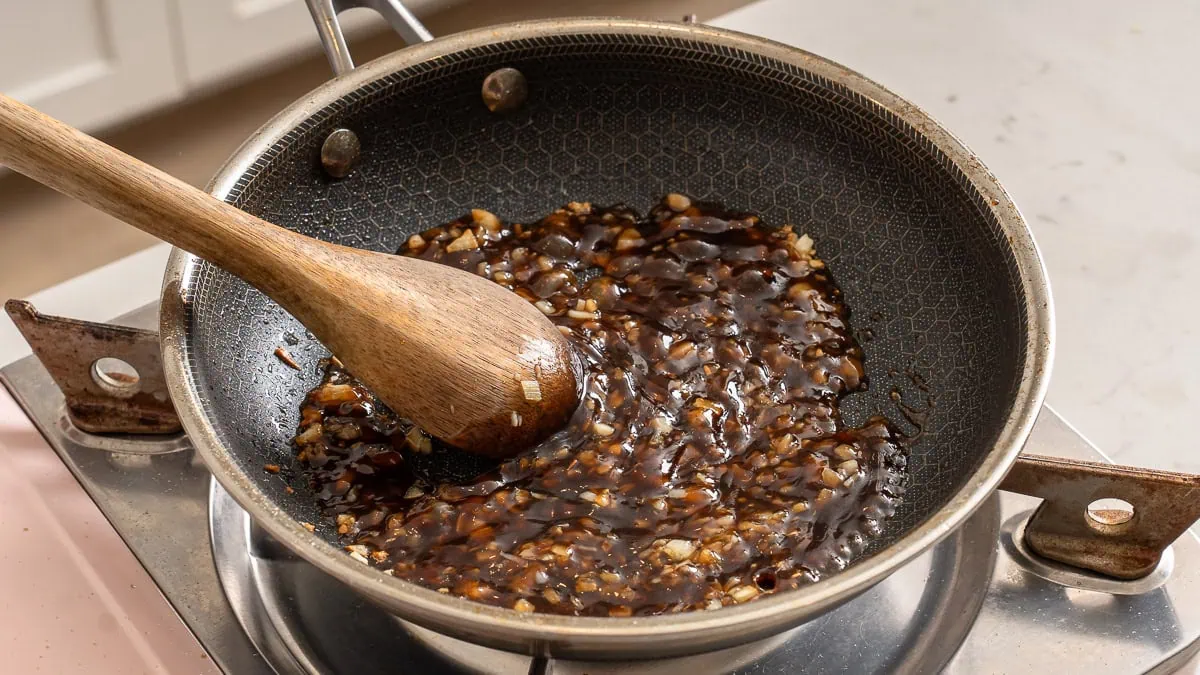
0, 388, 221, 674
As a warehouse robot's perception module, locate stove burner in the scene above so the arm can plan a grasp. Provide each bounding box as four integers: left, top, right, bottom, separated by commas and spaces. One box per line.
3, 302, 1199, 673
211, 479, 995, 674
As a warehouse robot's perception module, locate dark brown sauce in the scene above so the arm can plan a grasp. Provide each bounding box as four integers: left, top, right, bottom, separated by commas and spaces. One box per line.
291, 195, 908, 616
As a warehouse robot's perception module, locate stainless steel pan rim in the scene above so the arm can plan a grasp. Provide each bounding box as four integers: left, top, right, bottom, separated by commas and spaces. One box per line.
160, 17, 1054, 657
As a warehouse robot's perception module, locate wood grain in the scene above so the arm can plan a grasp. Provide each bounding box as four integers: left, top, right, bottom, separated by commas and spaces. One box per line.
0, 93, 579, 458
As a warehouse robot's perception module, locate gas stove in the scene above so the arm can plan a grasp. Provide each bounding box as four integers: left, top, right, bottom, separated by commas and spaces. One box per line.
2, 302, 1199, 674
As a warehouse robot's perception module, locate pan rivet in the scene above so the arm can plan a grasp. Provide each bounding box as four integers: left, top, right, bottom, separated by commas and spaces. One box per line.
482, 68, 528, 114
321, 128, 360, 179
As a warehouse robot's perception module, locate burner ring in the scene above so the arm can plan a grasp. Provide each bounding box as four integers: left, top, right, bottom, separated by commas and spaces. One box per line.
209, 480, 998, 674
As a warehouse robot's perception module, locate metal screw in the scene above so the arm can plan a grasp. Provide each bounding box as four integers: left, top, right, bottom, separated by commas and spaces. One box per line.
321, 128, 360, 179
482, 67, 529, 114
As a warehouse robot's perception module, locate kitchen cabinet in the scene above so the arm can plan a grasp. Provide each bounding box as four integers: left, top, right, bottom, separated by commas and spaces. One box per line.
0, 0, 184, 132
172, 0, 450, 91
1, 0, 455, 134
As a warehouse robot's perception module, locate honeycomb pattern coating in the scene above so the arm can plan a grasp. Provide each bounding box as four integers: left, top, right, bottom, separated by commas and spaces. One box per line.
181, 33, 1026, 554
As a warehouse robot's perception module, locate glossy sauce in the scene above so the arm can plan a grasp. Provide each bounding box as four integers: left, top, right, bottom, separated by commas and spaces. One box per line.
291, 196, 908, 616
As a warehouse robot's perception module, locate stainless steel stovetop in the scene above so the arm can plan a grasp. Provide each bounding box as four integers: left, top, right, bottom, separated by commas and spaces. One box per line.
3, 303, 1199, 674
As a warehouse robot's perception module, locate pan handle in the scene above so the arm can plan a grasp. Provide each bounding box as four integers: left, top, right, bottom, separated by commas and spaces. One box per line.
1001, 406, 1200, 580
305, 0, 433, 76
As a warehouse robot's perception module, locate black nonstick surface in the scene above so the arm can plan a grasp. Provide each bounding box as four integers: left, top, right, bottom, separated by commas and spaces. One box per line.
178, 29, 1028, 563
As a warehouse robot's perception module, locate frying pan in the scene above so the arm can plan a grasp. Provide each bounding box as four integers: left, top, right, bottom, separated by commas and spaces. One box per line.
159, 4, 1054, 659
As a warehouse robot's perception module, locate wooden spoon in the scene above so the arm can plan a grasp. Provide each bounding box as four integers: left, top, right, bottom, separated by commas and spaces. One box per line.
0, 93, 579, 459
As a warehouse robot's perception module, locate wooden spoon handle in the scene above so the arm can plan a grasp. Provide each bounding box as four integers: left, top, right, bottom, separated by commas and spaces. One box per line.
0, 93, 306, 294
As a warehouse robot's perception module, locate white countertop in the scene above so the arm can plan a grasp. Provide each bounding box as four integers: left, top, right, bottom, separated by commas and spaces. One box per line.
3, 0, 1198, 480
714, 0, 1200, 475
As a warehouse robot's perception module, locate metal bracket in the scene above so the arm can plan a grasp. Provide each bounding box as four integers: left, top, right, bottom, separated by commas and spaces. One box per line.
1001, 453, 1200, 579
4, 299, 180, 434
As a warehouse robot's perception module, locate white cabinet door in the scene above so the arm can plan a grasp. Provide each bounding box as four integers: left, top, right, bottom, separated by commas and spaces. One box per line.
172, 0, 451, 91
0, 0, 183, 133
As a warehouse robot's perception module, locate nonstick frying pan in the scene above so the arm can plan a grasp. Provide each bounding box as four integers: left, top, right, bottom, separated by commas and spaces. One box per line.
159, 7, 1054, 659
